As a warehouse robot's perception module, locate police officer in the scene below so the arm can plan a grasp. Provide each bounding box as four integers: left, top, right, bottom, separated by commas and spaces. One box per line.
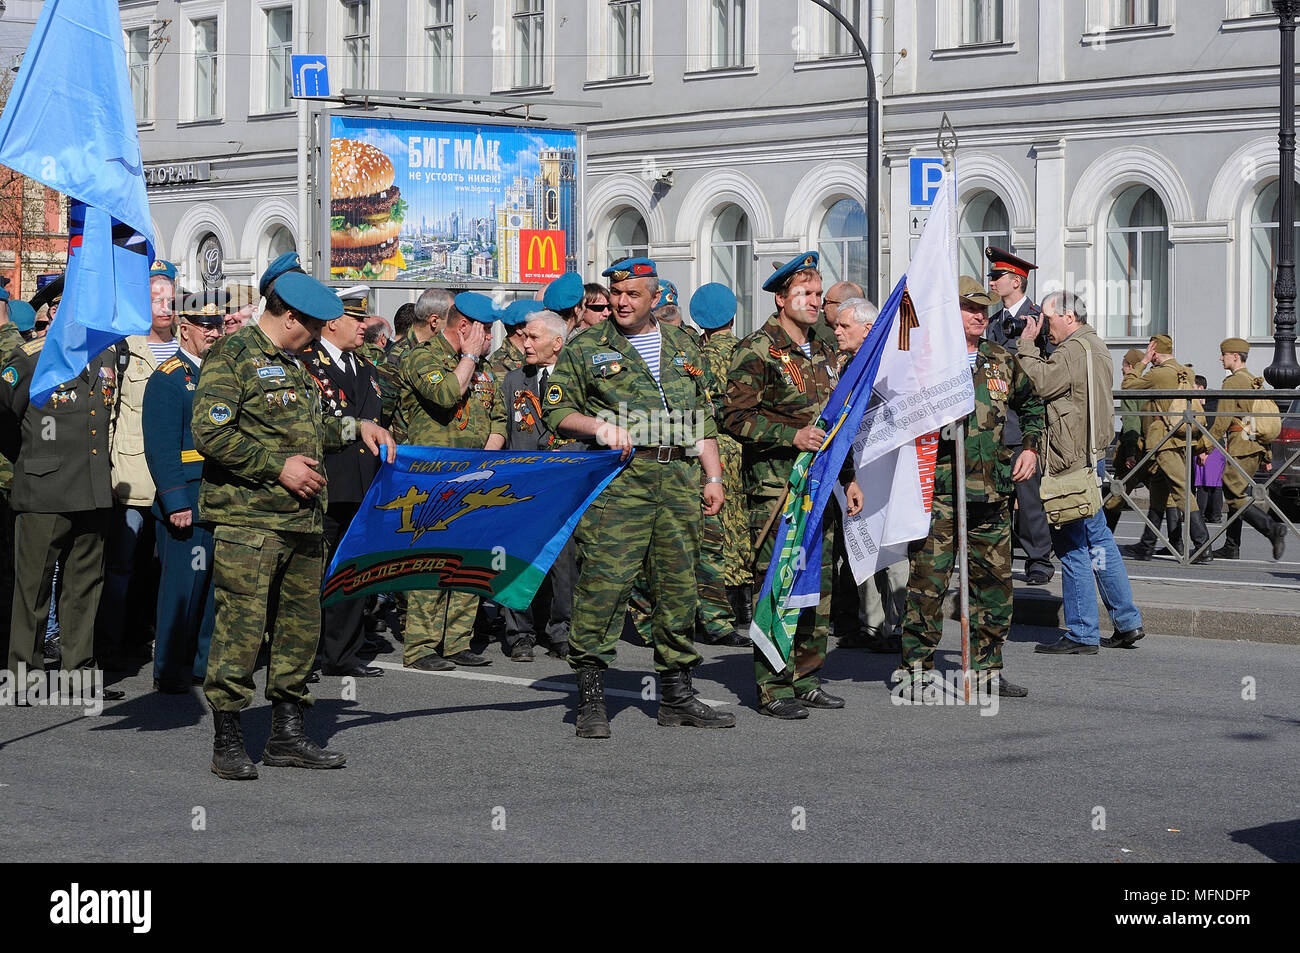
897, 277, 1044, 699
543, 256, 735, 738
194, 262, 396, 780
143, 294, 223, 693
396, 291, 498, 670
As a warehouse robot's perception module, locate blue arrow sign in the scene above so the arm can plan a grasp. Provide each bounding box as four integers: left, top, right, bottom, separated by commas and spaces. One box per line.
290, 54, 330, 98
909, 157, 945, 208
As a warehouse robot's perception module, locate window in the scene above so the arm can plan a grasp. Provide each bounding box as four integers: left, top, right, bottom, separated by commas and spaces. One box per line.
127, 28, 150, 122
823, 0, 863, 57
711, 205, 753, 333
818, 199, 867, 287
194, 18, 218, 120
427, 0, 455, 92
1111, 0, 1157, 27
1249, 181, 1299, 338
958, 192, 1010, 290
1105, 186, 1169, 338
265, 225, 297, 277
266, 6, 294, 111
962, 0, 1003, 45
710, 0, 746, 69
607, 208, 649, 263
610, 0, 643, 77
343, 1, 370, 89
513, 0, 546, 88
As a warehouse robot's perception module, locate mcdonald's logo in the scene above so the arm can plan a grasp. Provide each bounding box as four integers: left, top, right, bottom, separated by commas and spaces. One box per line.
520, 229, 566, 283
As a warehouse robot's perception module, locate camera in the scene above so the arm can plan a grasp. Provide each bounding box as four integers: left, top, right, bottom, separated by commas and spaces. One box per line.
1002, 312, 1050, 350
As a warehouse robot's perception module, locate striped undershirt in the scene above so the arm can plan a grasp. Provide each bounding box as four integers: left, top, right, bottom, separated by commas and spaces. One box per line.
625, 327, 668, 408
967, 350, 979, 369
148, 339, 179, 364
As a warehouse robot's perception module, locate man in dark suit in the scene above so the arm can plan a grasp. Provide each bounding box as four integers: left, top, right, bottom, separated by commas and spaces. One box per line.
301, 286, 385, 677
983, 246, 1055, 586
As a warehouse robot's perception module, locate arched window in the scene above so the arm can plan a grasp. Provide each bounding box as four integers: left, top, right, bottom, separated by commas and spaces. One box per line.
1249, 180, 1300, 339
958, 191, 1010, 288
710, 204, 752, 333
607, 208, 648, 264
264, 225, 295, 275
817, 198, 866, 287
1105, 185, 1169, 338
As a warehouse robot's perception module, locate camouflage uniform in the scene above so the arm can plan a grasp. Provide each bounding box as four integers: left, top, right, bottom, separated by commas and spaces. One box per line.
487, 337, 525, 383
397, 332, 500, 663
541, 319, 715, 673
723, 315, 839, 704
900, 340, 1044, 673
192, 322, 353, 713
379, 336, 414, 436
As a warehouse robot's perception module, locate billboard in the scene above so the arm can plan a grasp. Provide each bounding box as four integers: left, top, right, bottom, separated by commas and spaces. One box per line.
322, 113, 582, 286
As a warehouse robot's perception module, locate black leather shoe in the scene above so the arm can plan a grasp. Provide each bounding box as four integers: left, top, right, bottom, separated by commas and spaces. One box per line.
710, 629, 751, 647
406, 654, 455, 672
758, 697, 809, 720
795, 687, 845, 709
545, 642, 570, 660
445, 650, 491, 667
657, 669, 736, 728
993, 676, 1028, 697
1212, 545, 1240, 560
153, 678, 190, 694
1191, 547, 1214, 565
99, 688, 126, 701
1121, 544, 1154, 561
261, 702, 346, 769
1102, 626, 1145, 649
211, 711, 258, 781
322, 664, 384, 677
306, 670, 320, 683
510, 640, 535, 662
1034, 635, 1098, 655
1025, 570, 1053, 585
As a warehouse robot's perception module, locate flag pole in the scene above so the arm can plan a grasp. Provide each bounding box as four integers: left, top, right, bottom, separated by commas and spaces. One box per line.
938, 115, 969, 704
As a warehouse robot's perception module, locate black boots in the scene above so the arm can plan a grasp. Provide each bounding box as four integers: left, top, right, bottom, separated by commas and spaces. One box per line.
1121, 506, 1164, 560
727, 585, 753, 627
657, 669, 737, 728
211, 710, 258, 781
1167, 508, 1213, 564
261, 701, 347, 769
574, 665, 611, 739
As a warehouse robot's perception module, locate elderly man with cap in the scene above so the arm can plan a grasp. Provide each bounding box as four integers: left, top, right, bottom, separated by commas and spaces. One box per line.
895, 278, 1043, 698
223, 284, 259, 335
983, 247, 1056, 586
1208, 337, 1287, 561
193, 262, 396, 780
1120, 332, 1212, 564
396, 290, 498, 670
542, 271, 587, 334
542, 256, 734, 738
142, 293, 224, 693
724, 250, 849, 719
1103, 348, 1151, 532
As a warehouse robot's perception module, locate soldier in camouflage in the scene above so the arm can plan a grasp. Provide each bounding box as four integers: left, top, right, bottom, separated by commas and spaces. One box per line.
896, 277, 1044, 699
194, 263, 396, 779
381, 287, 453, 439
487, 301, 529, 382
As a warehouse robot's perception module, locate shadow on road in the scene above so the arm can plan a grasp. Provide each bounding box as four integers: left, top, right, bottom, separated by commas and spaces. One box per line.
1229, 818, 1300, 862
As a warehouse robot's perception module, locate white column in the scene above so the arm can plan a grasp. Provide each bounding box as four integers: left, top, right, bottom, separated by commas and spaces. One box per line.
1033, 139, 1067, 295
1038, 0, 1065, 84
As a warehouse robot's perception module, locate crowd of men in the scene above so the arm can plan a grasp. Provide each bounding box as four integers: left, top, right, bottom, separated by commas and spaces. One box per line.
0, 240, 1287, 776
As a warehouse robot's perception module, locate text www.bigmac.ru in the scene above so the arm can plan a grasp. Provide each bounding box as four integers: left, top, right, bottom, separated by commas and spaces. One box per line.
1113, 913, 1251, 927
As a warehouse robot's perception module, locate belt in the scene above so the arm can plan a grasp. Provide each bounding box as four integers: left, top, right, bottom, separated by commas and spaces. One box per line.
180, 449, 204, 464
631, 446, 688, 463
1227, 424, 1243, 434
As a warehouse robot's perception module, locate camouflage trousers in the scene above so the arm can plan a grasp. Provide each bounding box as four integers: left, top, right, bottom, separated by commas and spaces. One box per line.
569, 457, 703, 673
900, 495, 1012, 673
405, 589, 479, 664
204, 525, 323, 713
696, 508, 735, 640
751, 492, 832, 704
718, 444, 751, 585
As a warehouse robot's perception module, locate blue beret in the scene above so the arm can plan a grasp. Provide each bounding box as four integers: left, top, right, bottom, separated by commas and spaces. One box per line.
502, 299, 546, 327
275, 271, 344, 322
8, 300, 35, 332
259, 251, 304, 297
689, 283, 737, 330
542, 272, 584, 311
656, 280, 679, 308
149, 259, 177, 282
453, 291, 498, 324
602, 257, 657, 281
762, 251, 820, 293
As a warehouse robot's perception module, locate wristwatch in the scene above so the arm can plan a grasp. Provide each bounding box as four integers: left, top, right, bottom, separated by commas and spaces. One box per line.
705, 476, 725, 485
461, 352, 482, 365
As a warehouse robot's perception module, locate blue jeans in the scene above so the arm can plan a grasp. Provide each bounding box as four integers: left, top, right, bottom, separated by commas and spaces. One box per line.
1048, 510, 1142, 645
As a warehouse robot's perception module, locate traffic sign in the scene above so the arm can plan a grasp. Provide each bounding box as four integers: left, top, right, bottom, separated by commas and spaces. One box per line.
290, 55, 330, 98
909, 156, 945, 208
908, 212, 929, 237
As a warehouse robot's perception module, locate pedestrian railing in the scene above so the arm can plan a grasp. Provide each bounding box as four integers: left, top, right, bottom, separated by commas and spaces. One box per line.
1105, 389, 1300, 566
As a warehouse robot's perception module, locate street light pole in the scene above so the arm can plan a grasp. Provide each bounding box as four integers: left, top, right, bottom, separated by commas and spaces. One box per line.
1267, 0, 1300, 388
808, 0, 879, 304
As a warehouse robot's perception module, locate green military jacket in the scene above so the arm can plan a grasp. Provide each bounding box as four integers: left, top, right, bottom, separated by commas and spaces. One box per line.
379, 336, 414, 434
1210, 365, 1268, 459
541, 318, 717, 450
1122, 356, 1198, 448
722, 315, 839, 498
192, 321, 350, 534
699, 329, 741, 460
936, 340, 1044, 503
487, 337, 525, 383
398, 330, 499, 448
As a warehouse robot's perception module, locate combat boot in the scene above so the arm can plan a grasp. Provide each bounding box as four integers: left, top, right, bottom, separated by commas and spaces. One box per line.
727, 585, 753, 627
657, 668, 737, 728
574, 665, 611, 739
210, 710, 258, 780
1187, 511, 1213, 564
261, 701, 347, 769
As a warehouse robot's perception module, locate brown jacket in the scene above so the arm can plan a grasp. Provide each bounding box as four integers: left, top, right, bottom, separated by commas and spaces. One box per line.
1015, 323, 1112, 476
1210, 366, 1268, 459
1122, 355, 1199, 449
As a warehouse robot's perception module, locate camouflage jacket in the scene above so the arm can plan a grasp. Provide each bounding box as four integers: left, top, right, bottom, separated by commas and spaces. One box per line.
936, 340, 1044, 503
1210, 366, 1268, 458
722, 315, 839, 498
380, 336, 414, 434
398, 330, 499, 448
191, 322, 349, 534
487, 337, 525, 382
542, 319, 717, 450
699, 329, 741, 459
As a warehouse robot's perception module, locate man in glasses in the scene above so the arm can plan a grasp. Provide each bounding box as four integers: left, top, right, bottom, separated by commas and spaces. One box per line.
580, 283, 612, 329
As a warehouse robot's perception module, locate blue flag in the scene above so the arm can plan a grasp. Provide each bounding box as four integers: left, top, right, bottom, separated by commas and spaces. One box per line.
0, 0, 155, 406
323, 447, 627, 608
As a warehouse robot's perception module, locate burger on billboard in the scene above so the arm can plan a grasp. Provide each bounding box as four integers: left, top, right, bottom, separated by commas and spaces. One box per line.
330, 138, 408, 281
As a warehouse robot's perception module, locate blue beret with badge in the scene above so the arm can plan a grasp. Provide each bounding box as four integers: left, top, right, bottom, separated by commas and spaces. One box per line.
689, 283, 737, 330
274, 271, 344, 322
453, 291, 498, 324
259, 251, 305, 297
602, 257, 657, 281
762, 251, 820, 293
8, 299, 36, 333
149, 259, 178, 282
502, 299, 546, 327
542, 272, 584, 312
656, 280, 679, 308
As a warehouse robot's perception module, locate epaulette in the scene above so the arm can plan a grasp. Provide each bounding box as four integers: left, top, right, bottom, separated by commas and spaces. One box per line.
20, 338, 44, 356
158, 356, 184, 374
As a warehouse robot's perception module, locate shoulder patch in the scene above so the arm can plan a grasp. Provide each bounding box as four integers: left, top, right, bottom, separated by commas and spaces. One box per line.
20, 338, 44, 356
158, 356, 183, 374
545, 383, 563, 405
207, 403, 233, 425
2, 366, 16, 386
426, 371, 444, 385
591, 351, 622, 365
